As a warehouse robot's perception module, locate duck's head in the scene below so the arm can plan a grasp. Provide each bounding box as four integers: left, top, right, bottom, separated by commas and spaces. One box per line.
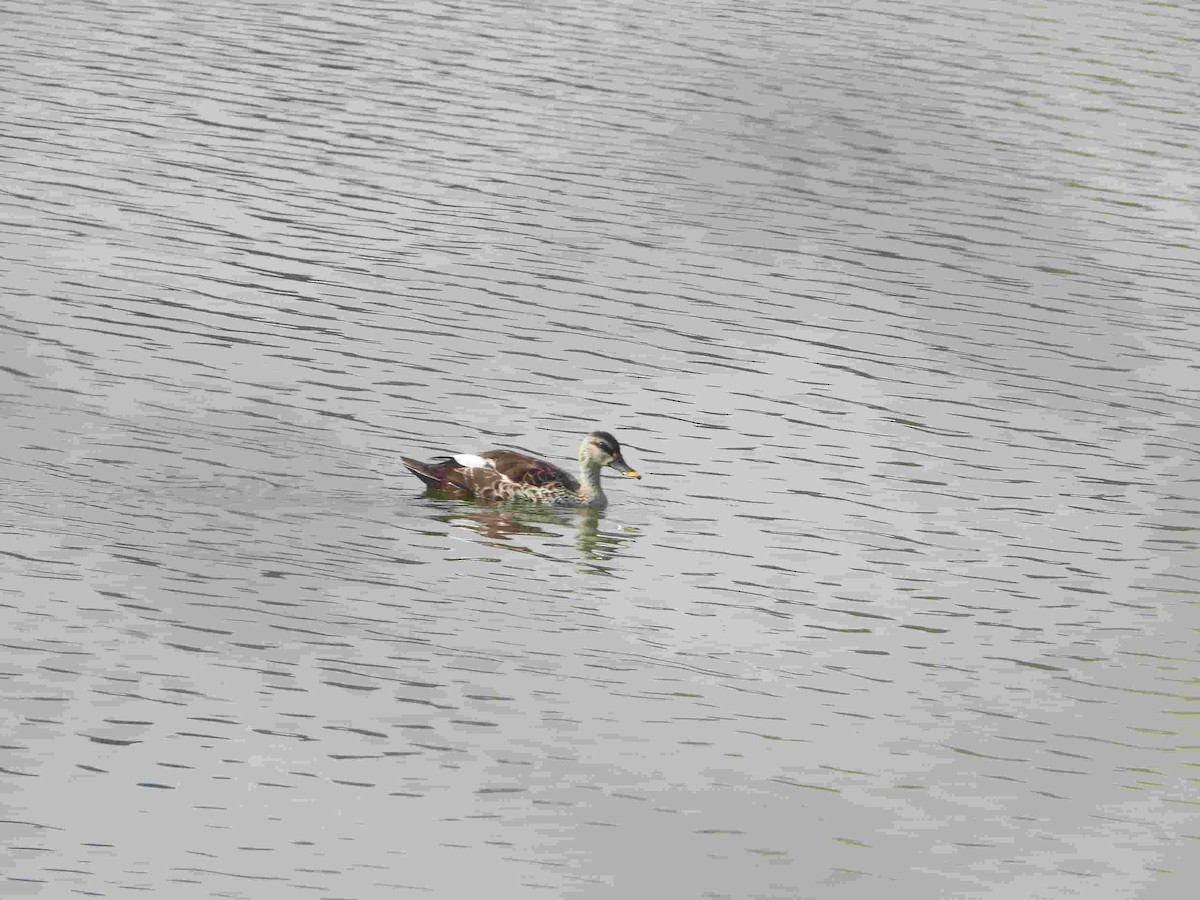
580, 430, 641, 479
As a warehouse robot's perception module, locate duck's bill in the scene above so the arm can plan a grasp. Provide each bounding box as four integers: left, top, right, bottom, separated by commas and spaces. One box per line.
609, 457, 642, 479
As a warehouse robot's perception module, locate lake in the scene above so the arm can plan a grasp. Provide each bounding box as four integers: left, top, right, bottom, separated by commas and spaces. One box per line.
2, 0, 1197, 896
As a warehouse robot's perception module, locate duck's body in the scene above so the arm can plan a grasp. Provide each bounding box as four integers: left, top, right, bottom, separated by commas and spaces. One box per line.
401, 431, 641, 507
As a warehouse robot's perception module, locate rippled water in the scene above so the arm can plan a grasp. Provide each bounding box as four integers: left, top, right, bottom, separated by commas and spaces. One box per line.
3, 0, 1197, 896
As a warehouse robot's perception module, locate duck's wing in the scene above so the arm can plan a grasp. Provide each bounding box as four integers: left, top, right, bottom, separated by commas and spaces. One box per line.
448, 464, 532, 501
402, 455, 526, 501
481, 450, 579, 491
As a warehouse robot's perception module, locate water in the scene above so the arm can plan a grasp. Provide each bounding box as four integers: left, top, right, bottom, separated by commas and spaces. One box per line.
2, 0, 1197, 896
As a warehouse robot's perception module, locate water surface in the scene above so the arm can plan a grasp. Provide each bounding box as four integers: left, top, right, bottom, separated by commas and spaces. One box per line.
2, 0, 1197, 896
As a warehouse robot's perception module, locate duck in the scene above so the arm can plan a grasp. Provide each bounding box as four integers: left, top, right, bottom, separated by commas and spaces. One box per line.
400, 430, 642, 507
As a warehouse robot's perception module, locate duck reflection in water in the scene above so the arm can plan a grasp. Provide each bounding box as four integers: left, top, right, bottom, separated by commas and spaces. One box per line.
426, 498, 637, 569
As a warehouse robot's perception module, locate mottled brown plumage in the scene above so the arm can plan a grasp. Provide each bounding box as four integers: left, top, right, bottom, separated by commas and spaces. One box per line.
401, 431, 641, 507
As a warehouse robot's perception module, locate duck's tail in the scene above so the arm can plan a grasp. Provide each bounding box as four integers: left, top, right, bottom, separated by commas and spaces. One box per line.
401, 456, 455, 490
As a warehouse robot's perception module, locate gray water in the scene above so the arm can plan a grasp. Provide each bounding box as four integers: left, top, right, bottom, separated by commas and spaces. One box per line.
2, 0, 1197, 896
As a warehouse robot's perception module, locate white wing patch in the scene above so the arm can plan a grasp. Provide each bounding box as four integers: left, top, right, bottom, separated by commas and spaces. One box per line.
452, 454, 494, 469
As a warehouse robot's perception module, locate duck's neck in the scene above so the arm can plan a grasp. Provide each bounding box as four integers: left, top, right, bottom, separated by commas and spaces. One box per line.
576, 459, 607, 507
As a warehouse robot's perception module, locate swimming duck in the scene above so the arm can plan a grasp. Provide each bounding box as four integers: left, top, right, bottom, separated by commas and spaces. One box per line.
401, 430, 641, 507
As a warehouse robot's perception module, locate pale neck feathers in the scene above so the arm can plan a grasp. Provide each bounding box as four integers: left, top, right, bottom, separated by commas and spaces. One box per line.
576, 444, 607, 506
